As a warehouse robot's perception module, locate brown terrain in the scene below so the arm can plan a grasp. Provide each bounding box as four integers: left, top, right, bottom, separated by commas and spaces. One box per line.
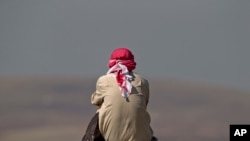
0, 77, 249, 141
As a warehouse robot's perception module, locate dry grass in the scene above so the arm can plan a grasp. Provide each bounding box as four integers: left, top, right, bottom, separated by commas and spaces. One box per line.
0, 77, 249, 141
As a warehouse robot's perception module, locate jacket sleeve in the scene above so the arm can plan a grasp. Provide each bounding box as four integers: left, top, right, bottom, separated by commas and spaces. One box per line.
91, 76, 108, 106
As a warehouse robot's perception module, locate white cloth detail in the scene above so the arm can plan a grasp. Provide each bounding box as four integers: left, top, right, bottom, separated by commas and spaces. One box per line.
107, 61, 133, 99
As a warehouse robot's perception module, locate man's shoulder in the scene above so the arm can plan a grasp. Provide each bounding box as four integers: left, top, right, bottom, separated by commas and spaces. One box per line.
97, 74, 114, 81
133, 73, 149, 83
97, 73, 148, 83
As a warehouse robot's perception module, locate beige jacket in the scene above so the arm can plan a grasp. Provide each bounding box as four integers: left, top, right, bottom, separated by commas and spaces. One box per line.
91, 73, 152, 141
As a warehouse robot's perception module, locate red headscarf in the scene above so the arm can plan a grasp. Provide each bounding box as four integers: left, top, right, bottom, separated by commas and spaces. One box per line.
108, 48, 136, 71
107, 48, 136, 98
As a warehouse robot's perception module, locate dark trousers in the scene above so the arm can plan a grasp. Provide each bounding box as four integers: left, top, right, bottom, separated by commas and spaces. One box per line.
82, 113, 158, 141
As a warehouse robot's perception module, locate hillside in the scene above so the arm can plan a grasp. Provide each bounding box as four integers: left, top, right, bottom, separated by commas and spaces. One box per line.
0, 77, 249, 141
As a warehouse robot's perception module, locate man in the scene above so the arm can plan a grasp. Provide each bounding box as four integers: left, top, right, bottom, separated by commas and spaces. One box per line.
91, 48, 153, 141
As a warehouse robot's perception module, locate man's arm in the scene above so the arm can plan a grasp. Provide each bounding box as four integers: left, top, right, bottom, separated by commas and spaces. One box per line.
91, 76, 108, 108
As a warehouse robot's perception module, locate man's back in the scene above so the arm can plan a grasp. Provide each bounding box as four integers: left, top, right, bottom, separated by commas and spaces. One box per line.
91, 73, 152, 141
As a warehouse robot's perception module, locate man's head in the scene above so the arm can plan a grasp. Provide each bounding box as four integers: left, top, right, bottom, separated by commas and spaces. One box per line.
108, 47, 136, 72
109, 48, 135, 61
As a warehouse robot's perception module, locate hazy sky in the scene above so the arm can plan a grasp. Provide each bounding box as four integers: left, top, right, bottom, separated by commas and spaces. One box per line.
0, 0, 249, 90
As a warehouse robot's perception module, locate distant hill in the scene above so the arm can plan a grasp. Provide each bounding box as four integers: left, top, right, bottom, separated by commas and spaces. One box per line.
0, 77, 249, 141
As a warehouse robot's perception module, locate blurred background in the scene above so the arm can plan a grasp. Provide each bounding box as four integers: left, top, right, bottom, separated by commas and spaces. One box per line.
0, 0, 250, 141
